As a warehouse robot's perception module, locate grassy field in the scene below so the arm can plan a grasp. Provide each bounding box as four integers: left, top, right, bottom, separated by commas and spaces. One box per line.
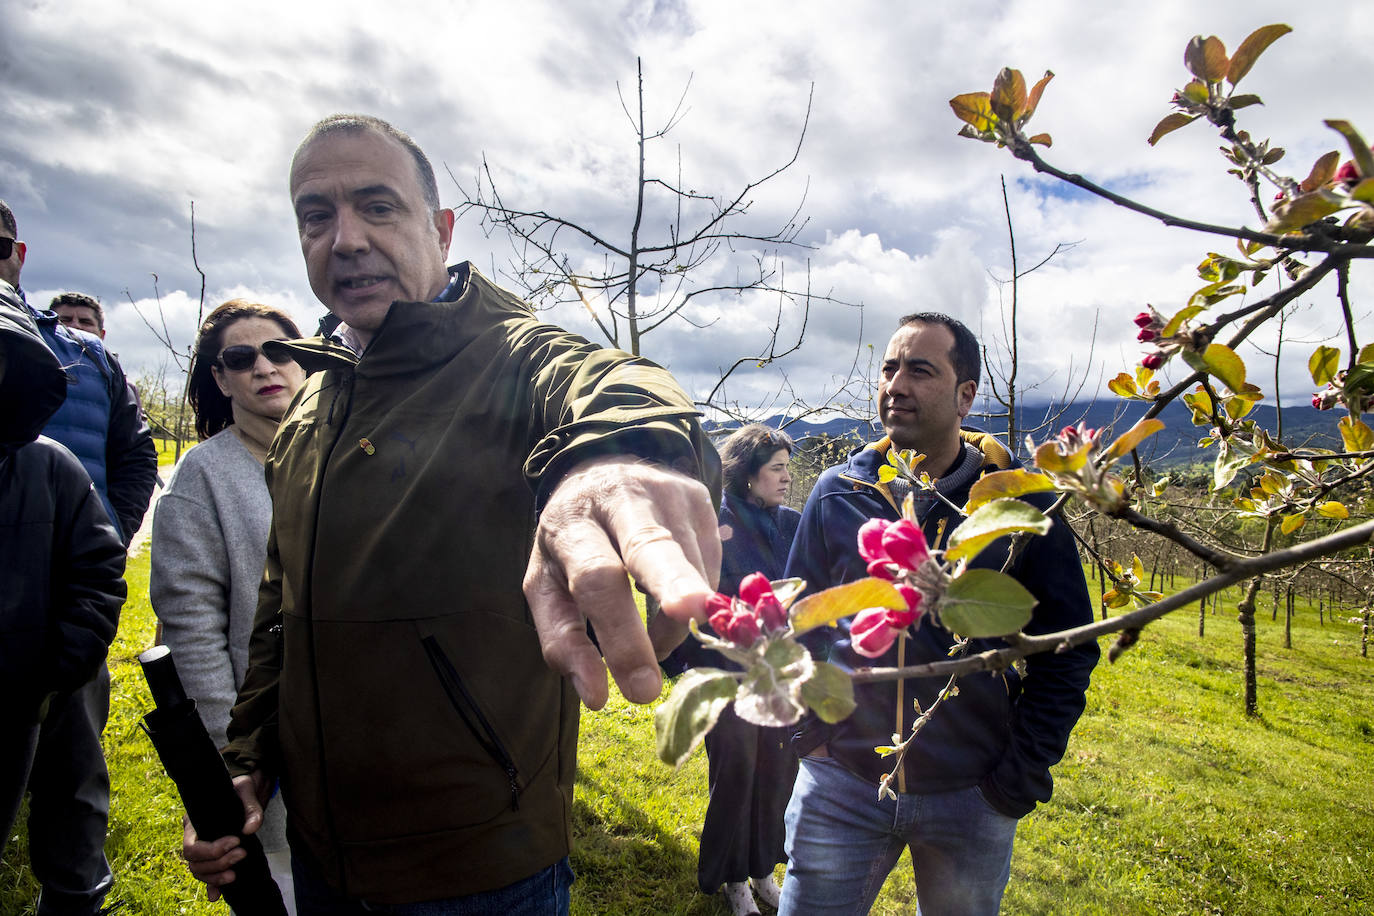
3, 550, 1371, 914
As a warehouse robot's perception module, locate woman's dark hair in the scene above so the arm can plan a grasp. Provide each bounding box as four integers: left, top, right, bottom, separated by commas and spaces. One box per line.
718, 424, 795, 499
188, 299, 302, 440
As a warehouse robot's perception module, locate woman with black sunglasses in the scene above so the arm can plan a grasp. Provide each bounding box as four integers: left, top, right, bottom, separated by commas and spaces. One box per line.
150, 299, 304, 912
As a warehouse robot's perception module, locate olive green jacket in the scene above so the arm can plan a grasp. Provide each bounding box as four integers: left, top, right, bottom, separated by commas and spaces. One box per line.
222, 264, 719, 903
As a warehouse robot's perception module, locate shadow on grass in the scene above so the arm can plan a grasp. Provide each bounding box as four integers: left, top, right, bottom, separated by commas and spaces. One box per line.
571, 770, 725, 916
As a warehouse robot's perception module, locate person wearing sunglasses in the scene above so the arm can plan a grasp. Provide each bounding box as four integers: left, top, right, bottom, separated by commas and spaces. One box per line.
150, 299, 306, 912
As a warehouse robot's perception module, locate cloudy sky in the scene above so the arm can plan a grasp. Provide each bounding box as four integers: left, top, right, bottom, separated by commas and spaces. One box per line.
3, 0, 1370, 426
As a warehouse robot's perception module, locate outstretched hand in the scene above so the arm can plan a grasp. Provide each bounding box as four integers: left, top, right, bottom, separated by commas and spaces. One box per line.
525, 456, 721, 708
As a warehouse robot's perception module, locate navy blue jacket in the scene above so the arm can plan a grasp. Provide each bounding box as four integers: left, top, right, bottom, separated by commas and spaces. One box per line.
25, 300, 156, 544
785, 431, 1099, 817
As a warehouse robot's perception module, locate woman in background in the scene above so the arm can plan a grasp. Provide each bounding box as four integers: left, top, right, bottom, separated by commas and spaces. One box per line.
664, 424, 801, 916
150, 299, 304, 912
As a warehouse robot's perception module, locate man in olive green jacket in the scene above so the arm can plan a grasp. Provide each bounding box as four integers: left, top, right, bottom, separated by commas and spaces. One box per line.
183, 115, 721, 914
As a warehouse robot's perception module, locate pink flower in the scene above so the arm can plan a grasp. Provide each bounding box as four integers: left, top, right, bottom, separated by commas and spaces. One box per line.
857, 519, 891, 563
895, 583, 923, 620
881, 519, 930, 570
866, 559, 896, 581
1141, 352, 1165, 370
850, 607, 901, 658
738, 572, 772, 607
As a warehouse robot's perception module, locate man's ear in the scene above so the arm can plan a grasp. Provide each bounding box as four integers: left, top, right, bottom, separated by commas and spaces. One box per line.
15, 241, 26, 270
957, 380, 977, 419
434, 208, 455, 258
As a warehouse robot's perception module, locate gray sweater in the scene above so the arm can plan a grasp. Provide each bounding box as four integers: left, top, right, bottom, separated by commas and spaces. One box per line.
150, 428, 287, 852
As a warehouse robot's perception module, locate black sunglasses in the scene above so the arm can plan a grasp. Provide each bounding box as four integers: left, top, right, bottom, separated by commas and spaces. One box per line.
0, 237, 14, 259
216, 342, 295, 372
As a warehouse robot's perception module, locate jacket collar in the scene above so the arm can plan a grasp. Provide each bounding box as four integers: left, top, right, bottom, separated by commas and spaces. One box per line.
266, 263, 535, 378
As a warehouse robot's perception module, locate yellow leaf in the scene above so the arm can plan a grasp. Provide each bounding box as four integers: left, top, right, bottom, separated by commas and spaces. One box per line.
1103, 418, 1166, 462
1135, 365, 1157, 389
950, 92, 995, 131
1339, 416, 1374, 452
790, 578, 906, 634
1024, 70, 1054, 121
1162, 304, 1205, 337
965, 469, 1057, 512
877, 465, 898, 483
1108, 372, 1138, 398
1226, 24, 1291, 86
1266, 190, 1346, 233
1200, 343, 1247, 392
1308, 345, 1341, 386
1325, 120, 1374, 179
1184, 35, 1229, 83
1280, 513, 1306, 535
1316, 501, 1349, 519
1034, 439, 1090, 473
1028, 133, 1053, 147
1131, 555, 1145, 581
1300, 151, 1341, 193
991, 68, 1028, 121
1149, 112, 1198, 146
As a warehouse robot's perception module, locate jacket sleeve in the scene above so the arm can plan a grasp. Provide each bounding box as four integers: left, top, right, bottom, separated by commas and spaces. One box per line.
48, 446, 127, 693
221, 519, 284, 778
979, 510, 1099, 817
517, 334, 722, 508
103, 356, 158, 543
149, 486, 239, 748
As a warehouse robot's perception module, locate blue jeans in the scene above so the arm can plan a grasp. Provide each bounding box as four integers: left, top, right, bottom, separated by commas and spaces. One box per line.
291, 851, 572, 916
778, 755, 1018, 916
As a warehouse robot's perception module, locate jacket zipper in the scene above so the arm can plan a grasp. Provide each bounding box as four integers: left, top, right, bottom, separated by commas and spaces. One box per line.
421, 636, 521, 812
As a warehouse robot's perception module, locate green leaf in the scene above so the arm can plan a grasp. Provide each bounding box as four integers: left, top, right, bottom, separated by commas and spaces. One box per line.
736, 639, 812, 727
1213, 439, 1253, 490
1226, 24, 1291, 85
1325, 120, 1374, 179
1162, 304, 1205, 337
938, 569, 1037, 638
1149, 112, 1199, 146
654, 669, 738, 767
790, 578, 906, 634
1280, 513, 1306, 535
1361, 343, 1374, 364
1103, 418, 1167, 462
945, 499, 1053, 564
1184, 35, 1229, 83
965, 468, 1057, 512
798, 661, 857, 724
1228, 94, 1263, 110
1308, 345, 1341, 385
1265, 189, 1346, 233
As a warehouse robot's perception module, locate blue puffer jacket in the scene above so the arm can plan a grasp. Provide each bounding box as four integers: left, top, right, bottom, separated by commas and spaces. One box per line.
24, 300, 156, 544
785, 430, 1099, 818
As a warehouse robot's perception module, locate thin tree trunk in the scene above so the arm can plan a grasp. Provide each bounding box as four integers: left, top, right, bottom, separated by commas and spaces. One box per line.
1238, 521, 1277, 717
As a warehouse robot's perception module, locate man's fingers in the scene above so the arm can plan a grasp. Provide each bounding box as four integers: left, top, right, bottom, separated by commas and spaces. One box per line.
179, 772, 264, 895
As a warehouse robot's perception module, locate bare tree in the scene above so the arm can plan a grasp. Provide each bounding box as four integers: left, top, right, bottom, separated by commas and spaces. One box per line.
454, 57, 859, 416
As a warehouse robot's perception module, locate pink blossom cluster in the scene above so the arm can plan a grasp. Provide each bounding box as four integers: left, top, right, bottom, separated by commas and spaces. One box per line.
849, 519, 929, 658
706, 572, 788, 647
1053, 422, 1099, 455
1312, 371, 1374, 413
1134, 309, 1173, 370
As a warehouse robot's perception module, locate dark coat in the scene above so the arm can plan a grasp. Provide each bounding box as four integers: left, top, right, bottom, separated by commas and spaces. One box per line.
785, 431, 1099, 818
0, 283, 126, 716
222, 264, 720, 903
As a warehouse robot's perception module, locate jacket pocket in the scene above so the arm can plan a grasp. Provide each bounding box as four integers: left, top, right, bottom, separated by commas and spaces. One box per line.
420, 635, 520, 812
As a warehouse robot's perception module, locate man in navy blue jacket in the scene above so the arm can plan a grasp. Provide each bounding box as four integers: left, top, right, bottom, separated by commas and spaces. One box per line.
777, 313, 1099, 916
2, 199, 156, 915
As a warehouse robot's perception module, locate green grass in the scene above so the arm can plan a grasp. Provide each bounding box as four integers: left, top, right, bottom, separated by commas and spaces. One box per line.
3, 558, 1371, 914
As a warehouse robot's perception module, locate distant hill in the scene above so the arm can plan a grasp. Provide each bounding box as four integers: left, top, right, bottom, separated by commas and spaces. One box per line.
707, 401, 1346, 469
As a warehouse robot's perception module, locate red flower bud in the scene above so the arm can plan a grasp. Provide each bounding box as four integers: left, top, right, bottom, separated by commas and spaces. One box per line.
738, 572, 773, 607
1137, 327, 1157, 342
1335, 160, 1361, 184
867, 559, 896, 581
1133, 311, 1155, 328
850, 607, 900, 658
1141, 353, 1165, 370
755, 593, 788, 632
895, 583, 923, 615
881, 519, 930, 570
857, 518, 891, 564
708, 604, 735, 638
727, 608, 761, 646
705, 592, 733, 617
1312, 393, 1323, 410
